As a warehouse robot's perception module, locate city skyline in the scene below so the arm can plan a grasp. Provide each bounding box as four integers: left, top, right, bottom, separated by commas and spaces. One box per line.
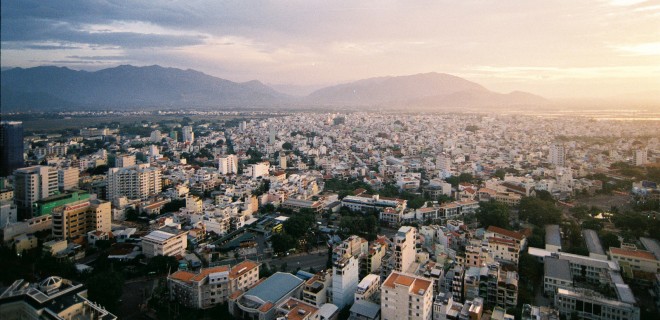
2, 1, 659, 102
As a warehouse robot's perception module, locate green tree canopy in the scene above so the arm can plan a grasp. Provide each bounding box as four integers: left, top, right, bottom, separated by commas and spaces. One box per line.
518, 197, 562, 227
477, 200, 510, 229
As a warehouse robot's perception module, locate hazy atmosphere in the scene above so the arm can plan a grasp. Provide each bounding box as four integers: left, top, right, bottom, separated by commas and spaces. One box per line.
2, 0, 659, 101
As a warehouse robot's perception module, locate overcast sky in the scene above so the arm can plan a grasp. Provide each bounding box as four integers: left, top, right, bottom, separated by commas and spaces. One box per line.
2, 0, 659, 99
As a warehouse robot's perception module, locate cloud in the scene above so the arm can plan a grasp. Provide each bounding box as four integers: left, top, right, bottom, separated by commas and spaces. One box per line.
614, 42, 660, 56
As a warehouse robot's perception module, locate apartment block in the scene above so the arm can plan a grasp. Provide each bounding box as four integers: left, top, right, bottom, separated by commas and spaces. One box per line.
57, 167, 79, 191
554, 288, 639, 320
51, 199, 111, 240
13, 166, 58, 217
302, 269, 332, 307
168, 260, 259, 309
381, 271, 433, 320
107, 164, 162, 201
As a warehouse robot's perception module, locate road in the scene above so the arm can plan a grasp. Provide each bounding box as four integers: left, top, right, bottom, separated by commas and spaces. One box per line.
268, 249, 329, 272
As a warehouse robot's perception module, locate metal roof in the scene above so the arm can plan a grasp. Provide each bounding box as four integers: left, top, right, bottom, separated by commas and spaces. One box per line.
243, 272, 303, 305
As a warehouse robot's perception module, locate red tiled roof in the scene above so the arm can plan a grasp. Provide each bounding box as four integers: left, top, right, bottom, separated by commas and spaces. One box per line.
487, 226, 525, 241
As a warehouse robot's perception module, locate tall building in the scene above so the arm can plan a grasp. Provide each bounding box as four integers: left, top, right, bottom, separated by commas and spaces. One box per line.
394, 226, 417, 273
549, 143, 566, 167
436, 153, 451, 172
57, 167, 79, 191
51, 199, 111, 239
218, 154, 239, 175
332, 256, 359, 309
633, 148, 648, 166
279, 154, 287, 169
107, 164, 161, 201
13, 166, 58, 218
0, 121, 24, 177
381, 271, 433, 320
246, 162, 269, 179
182, 126, 194, 143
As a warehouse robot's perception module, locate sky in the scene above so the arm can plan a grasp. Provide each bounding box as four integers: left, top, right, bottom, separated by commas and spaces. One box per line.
1, 0, 659, 100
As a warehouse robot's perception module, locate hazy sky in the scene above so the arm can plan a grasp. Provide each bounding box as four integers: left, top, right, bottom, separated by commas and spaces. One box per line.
2, 0, 659, 99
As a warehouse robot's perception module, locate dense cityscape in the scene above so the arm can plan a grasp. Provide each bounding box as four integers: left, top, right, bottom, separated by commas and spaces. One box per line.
0, 110, 659, 320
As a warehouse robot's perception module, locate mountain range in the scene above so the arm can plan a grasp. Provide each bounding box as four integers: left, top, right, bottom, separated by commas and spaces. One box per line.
1, 65, 548, 111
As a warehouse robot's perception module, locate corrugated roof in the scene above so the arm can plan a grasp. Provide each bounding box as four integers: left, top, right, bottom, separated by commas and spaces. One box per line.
243, 272, 303, 304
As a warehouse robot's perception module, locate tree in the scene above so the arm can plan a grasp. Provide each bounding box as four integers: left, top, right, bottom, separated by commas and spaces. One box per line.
283, 210, 316, 238
518, 197, 561, 227
600, 232, 620, 250
271, 234, 296, 254
476, 200, 510, 229
282, 142, 293, 150
87, 271, 124, 313
146, 255, 179, 275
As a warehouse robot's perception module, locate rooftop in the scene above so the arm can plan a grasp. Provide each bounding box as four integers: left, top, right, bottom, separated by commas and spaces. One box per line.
610, 247, 657, 261
544, 257, 572, 281
242, 272, 303, 306
583, 229, 605, 256
545, 225, 561, 247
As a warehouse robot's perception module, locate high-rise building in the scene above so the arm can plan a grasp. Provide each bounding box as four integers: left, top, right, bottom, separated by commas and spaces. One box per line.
279, 154, 287, 169
217, 155, 238, 175
0, 121, 24, 177
51, 199, 111, 239
394, 226, 417, 273
57, 167, 79, 192
331, 256, 359, 309
150, 130, 162, 143
381, 271, 433, 320
633, 148, 648, 166
13, 166, 58, 218
549, 143, 566, 167
107, 164, 161, 201
182, 126, 194, 143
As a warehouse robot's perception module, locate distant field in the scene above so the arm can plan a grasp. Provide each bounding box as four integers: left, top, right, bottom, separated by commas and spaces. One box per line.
18, 114, 271, 132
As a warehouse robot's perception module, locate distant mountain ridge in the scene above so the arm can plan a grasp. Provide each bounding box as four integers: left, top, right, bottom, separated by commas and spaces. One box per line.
1, 65, 548, 111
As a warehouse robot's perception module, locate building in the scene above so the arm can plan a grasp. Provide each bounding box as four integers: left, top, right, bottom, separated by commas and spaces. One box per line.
229, 272, 305, 320
381, 271, 433, 320
182, 126, 194, 143
342, 194, 407, 214
0, 276, 116, 320
583, 229, 607, 260
51, 199, 111, 240
247, 162, 270, 179
554, 288, 639, 320
0, 201, 18, 228
393, 226, 417, 273
107, 164, 162, 201
218, 154, 239, 175
355, 274, 380, 302
115, 154, 136, 168
1, 214, 52, 243
332, 256, 359, 309
168, 260, 259, 309
521, 304, 560, 320
549, 143, 565, 167
543, 257, 573, 298
280, 154, 287, 169
57, 167, 79, 191
0, 121, 24, 177
302, 269, 332, 307
333, 235, 368, 262
608, 247, 660, 276
556, 252, 619, 285
485, 226, 526, 265
13, 166, 58, 217
141, 228, 188, 258
632, 148, 647, 166
33, 190, 90, 217
350, 300, 381, 320
545, 225, 562, 253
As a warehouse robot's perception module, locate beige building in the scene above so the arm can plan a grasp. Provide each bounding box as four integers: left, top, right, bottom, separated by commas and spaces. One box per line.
381, 271, 433, 320
57, 167, 79, 192
141, 228, 188, 258
394, 226, 417, 273
51, 199, 111, 240
302, 269, 332, 307
609, 247, 660, 276
168, 260, 259, 309
107, 164, 162, 201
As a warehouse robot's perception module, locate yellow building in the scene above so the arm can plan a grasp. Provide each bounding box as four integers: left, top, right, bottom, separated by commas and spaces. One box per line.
52, 199, 111, 239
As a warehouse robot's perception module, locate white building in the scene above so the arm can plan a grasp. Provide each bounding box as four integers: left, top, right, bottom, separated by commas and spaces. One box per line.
13, 166, 58, 216
141, 228, 188, 258
332, 256, 359, 309
355, 274, 380, 302
246, 162, 269, 179
182, 126, 194, 143
381, 271, 433, 320
107, 164, 162, 201
633, 148, 647, 166
549, 143, 566, 167
0, 202, 18, 228
554, 288, 639, 320
218, 155, 239, 175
